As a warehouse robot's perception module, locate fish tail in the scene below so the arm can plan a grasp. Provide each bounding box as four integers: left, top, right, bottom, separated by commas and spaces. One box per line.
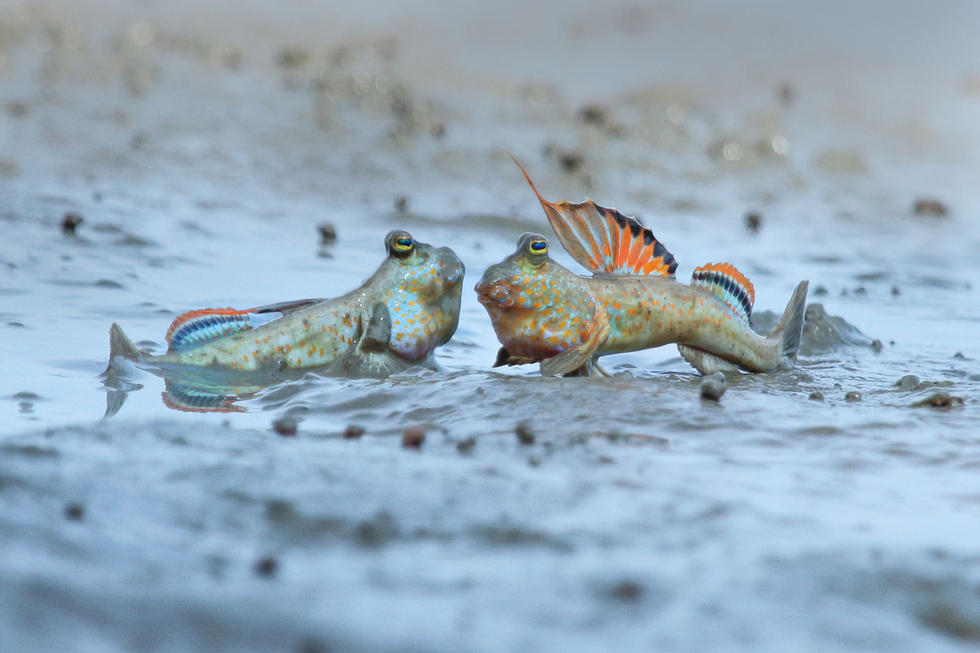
767, 281, 809, 359
108, 323, 144, 362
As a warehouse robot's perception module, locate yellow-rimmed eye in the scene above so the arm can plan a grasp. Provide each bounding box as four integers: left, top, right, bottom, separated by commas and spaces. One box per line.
387, 231, 415, 258
527, 239, 547, 255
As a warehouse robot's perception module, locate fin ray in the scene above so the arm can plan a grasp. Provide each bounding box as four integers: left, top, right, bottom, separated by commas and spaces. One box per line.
512, 157, 677, 277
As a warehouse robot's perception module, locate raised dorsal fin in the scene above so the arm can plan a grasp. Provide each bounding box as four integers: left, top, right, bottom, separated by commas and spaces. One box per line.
691, 262, 755, 324
165, 308, 254, 353
513, 158, 677, 277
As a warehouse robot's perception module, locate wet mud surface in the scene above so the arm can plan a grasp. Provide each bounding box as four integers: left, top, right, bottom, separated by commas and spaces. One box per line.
2, 1, 980, 651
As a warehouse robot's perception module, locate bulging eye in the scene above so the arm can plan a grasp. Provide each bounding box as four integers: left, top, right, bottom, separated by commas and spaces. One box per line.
528, 239, 547, 255
388, 232, 415, 257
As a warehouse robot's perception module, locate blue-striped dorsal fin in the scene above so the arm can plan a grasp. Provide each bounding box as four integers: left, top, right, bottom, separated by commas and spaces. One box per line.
166, 308, 254, 353
512, 157, 678, 277
691, 262, 755, 324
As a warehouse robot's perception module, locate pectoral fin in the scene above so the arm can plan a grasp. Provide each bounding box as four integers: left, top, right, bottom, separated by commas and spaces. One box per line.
539, 308, 610, 377
359, 302, 391, 353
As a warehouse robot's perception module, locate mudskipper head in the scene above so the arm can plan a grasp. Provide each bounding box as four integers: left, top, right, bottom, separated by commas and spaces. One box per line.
373, 229, 464, 359
475, 233, 597, 362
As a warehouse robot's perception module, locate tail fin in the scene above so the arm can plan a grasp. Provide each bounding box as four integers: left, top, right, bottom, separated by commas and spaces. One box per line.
108, 323, 144, 362
767, 281, 809, 359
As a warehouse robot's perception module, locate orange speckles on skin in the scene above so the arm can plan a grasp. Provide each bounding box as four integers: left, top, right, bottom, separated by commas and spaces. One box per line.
243, 354, 249, 362
277, 345, 284, 353
296, 358, 302, 365
532, 301, 542, 310
321, 325, 327, 332
612, 301, 621, 310
285, 344, 292, 353
395, 333, 404, 341
342, 315, 353, 327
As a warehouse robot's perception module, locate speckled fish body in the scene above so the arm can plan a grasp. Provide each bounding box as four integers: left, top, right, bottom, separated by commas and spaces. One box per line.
476, 163, 808, 376
108, 230, 464, 382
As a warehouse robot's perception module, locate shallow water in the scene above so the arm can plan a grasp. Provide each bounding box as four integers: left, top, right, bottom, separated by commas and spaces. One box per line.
2, 1, 980, 651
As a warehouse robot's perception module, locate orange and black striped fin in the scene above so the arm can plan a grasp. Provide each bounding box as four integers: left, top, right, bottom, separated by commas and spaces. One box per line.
691, 263, 755, 324
512, 157, 677, 277
165, 308, 254, 353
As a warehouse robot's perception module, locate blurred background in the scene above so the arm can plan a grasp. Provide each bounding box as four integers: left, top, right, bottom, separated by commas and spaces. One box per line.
1, 1, 979, 651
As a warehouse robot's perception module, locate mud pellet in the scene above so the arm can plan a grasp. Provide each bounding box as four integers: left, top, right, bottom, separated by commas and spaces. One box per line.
64, 502, 85, 521
317, 222, 336, 244
254, 556, 278, 578
913, 198, 948, 217
608, 579, 645, 602
515, 421, 536, 445
808, 392, 824, 401
402, 426, 425, 449
456, 437, 476, 455
911, 392, 964, 410
699, 373, 727, 401
60, 212, 83, 235
895, 375, 919, 390
272, 417, 298, 437
343, 424, 365, 439
744, 212, 762, 233
845, 391, 862, 402
394, 195, 409, 213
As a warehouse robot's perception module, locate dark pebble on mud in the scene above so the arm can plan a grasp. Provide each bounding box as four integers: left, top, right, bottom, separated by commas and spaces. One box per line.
317, 222, 336, 244
60, 212, 83, 235
808, 392, 824, 401
64, 503, 85, 521
911, 392, 964, 410
578, 104, 608, 127
402, 426, 425, 449
891, 286, 901, 296
527, 455, 541, 467
515, 421, 536, 445
456, 436, 476, 455
254, 556, 278, 578
700, 373, 727, 401
744, 212, 762, 232
394, 195, 409, 213
845, 391, 862, 402
608, 579, 645, 602
814, 285, 828, 296
913, 198, 948, 217
953, 351, 967, 360
559, 151, 584, 173
431, 122, 446, 138
870, 339, 883, 352
276, 47, 309, 68
896, 374, 919, 390
343, 424, 365, 439
272, 417, 298, 437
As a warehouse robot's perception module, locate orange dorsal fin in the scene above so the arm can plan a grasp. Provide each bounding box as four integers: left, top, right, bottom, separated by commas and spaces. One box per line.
512, 157, 677, 277
691, 263, 755, 323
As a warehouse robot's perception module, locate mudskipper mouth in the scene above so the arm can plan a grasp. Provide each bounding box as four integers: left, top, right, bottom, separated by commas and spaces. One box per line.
475, 281, 515, 308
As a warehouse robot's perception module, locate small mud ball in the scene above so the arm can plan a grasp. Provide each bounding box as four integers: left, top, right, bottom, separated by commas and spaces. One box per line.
272, 416, 298, 437
343, 424, 365, 439
515, 421, 536, 445
699, 373, 727, 401
402, 426, 425, 449
61, 212, 83, 235
317, 222, 337, 244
